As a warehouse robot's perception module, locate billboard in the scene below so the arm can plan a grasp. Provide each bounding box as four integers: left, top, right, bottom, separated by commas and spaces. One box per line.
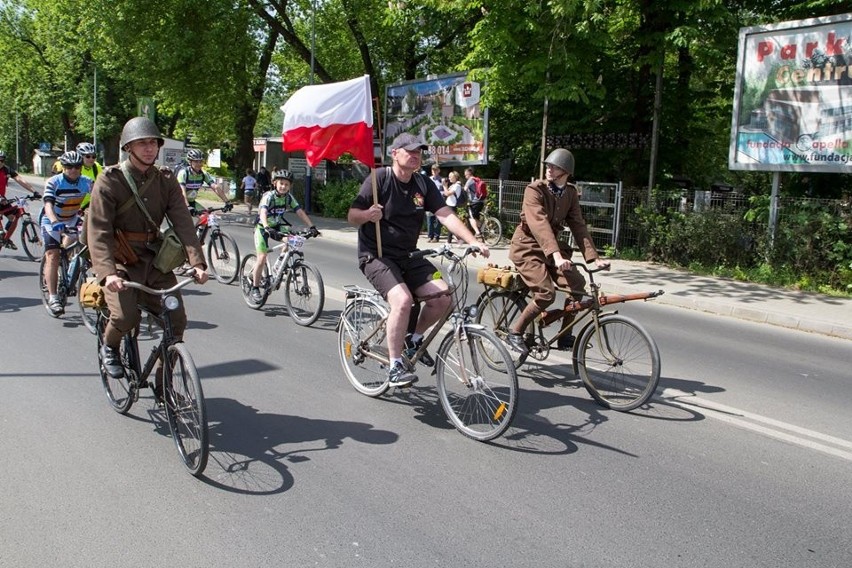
729, 13, 852, 173
384, 72, 488, 166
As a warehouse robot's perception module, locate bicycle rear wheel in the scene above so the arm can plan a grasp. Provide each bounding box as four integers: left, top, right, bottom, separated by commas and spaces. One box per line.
475, 290, 528, 369
21, 220, 44, 261
76, 262, 98, 334
284, 260, 325, 326
436, 326, 518, 441
207, 230, 240, 284
98, 320, 136, 414
338, 297, 390, 397
163, 343, 209, 477
239, 253, 269, 309
480, 216, 503, 247
575, 314, 660, 411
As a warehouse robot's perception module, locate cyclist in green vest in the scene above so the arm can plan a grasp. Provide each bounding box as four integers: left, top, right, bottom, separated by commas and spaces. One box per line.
249, 168, 319, 302
176, 149, 228, 214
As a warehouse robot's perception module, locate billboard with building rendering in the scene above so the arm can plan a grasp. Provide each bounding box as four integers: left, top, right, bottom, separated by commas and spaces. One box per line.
729, 13, 852, 173
384, 72, 488, 166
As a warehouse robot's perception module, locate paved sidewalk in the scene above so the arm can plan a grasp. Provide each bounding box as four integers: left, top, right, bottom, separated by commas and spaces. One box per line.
218, 205, 852, 341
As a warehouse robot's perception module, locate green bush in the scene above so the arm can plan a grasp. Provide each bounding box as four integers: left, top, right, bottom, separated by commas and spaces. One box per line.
317, 180, 361, 218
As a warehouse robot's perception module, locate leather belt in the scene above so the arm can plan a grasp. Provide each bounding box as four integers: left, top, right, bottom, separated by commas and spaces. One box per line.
121, 230, 157, 242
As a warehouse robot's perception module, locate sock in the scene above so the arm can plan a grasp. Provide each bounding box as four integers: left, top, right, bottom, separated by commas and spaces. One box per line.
49, 294, 58, 302
410, 333, 423, 344
390, 357, 403, 367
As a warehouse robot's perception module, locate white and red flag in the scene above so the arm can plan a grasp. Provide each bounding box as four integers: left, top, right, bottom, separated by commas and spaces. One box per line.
281, 75, 374, 167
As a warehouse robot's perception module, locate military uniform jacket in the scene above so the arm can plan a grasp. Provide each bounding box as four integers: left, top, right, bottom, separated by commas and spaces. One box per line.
509, 179, 598, 266
87, 162, 206, 285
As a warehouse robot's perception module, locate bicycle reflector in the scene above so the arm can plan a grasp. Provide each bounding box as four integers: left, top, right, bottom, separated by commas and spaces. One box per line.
164, 295, 181, 311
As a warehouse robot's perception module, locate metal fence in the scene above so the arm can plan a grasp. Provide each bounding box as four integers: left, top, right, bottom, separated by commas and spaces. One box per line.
488, 178, 849, 252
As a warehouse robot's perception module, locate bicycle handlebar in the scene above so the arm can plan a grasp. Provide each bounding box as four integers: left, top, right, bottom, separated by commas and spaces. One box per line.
121, 278, 196, 295
409, 244, 482, 261
572, 261, 612, 275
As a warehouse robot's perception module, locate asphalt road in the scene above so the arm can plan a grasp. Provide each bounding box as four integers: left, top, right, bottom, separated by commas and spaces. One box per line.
1, 185, 850, 567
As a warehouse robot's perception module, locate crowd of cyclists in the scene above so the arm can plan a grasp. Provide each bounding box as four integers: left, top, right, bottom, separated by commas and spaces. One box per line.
3, 115, 606, 402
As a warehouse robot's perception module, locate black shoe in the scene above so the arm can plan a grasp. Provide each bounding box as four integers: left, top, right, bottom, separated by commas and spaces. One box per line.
404, 334, 434, 367
387, 362, 418, 387
557, 334, 575, 350
506, 332, 529, 355
4, 240, 17, 250
100, 344, 125, 378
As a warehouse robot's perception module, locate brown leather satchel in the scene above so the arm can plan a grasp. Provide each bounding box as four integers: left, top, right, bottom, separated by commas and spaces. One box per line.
113, 229, 139, 265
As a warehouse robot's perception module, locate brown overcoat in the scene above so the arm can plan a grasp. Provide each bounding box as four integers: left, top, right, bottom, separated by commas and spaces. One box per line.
87, 162, 206, 344
87, 163, 205, 284
509, 179, 599, 309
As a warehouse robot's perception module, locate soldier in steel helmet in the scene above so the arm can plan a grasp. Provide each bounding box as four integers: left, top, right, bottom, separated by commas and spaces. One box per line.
505, 148, 610, 355
86, 117, 208, 387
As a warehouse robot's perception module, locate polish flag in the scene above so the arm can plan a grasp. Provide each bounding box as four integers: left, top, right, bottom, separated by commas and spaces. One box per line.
281, 75, 374, 167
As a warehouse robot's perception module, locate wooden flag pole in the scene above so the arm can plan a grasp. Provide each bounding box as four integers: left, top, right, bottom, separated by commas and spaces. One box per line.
371, 167, 382, 257
372, 95, 383, 258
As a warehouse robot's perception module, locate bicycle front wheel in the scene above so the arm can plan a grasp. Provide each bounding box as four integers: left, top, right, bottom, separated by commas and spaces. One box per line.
163, 343, 208, 477
436, 326, 519, 442
98, 320, 135, 414
575, 314, 660, 411
481, 216, 503, 247
338, 297, 390, 397
207, 230, 240, 284
21, 220, 44, 261
76, 262, 98, 334
284, 261, 325, 326
475, 290, 528, 370
239, 253, 269, 309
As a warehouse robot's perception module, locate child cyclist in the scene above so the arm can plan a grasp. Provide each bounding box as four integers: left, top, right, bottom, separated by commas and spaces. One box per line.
250, 169, 319, 302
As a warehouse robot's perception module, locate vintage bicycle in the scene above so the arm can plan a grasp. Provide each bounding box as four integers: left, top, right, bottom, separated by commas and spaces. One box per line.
0, 192, 43, 261
475, 262, 663, 411
95, 278, 208, 477
338, 245, 519, 442
238, 227, 325, 326
192, 203, 240, 284
38, 225, 98, 333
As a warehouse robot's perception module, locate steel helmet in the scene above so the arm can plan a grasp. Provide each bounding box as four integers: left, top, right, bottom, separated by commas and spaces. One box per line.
119, 117, 165, 150
543, 148, 575, 176
186, 148, 205, 161
59, 151, 84, 167
273, 169, 294, 182
76, 142, 96, 155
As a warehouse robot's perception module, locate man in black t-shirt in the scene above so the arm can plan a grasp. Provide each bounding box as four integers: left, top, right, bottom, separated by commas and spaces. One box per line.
348, 133, 489, 387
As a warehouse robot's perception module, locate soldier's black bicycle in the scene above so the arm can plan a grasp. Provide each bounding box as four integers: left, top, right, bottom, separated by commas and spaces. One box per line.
96, 278, 208, 477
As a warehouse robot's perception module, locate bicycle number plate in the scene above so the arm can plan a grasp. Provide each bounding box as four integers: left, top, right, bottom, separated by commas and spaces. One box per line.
287, 235, 305, 249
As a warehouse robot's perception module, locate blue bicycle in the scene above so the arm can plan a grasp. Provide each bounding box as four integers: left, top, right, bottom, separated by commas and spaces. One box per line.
38, 227, 98, 333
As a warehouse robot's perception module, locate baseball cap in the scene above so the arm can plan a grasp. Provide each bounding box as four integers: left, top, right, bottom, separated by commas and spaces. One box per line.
391, 133, 428, 151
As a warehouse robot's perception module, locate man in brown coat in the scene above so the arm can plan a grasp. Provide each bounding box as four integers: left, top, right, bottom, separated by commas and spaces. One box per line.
87, 117, 208, 380
506, 148, 609, 354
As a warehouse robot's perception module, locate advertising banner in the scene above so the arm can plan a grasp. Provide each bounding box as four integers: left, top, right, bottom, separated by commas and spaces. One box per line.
384, 72, 488, 166
729, 13, 852, 172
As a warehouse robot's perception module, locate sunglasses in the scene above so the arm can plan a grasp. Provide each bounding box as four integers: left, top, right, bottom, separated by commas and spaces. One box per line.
84, 154, 96, 158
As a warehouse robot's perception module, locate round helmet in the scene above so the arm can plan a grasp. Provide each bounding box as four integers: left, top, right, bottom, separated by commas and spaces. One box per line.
0, 150, 6, 160
119, 117, 164, 150
59, 151, 84, 167
543, 148, 575, 176
273, 169, 294, 182
76, 142, 96, 155
186, 148, 205, 162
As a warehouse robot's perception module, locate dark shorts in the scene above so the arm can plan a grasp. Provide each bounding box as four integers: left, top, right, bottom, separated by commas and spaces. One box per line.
467, 201, 485, 220
359, 255, 441, 299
